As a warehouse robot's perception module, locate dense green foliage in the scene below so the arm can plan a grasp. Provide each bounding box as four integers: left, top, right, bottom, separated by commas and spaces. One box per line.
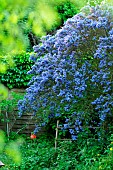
57, 1, 78, 21
0, 52, 33, 89
0, 133, 113, 170
50, 1, 79, 33
0, 91, 24, 114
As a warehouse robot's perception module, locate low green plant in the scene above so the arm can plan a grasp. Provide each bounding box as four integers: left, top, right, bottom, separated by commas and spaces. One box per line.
96, 134, 113, 170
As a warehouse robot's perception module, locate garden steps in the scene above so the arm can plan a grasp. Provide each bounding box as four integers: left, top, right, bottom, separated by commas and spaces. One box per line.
0, 89, 44, 136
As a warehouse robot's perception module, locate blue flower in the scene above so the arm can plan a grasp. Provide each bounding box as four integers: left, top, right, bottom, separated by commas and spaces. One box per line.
69, 129, 74, 134
64, 124, 69, 129
71, 135, 77, 140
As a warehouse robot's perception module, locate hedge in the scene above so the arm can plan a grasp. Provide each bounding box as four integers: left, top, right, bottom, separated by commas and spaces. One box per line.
0, 52, 33, 89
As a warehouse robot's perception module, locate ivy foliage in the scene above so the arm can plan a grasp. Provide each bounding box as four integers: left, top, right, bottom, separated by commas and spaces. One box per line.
0, 52, 33, 89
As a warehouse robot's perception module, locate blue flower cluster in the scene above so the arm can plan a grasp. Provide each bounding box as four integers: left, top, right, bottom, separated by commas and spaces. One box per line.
18, 5, 113, 139
62, 111, 84, 140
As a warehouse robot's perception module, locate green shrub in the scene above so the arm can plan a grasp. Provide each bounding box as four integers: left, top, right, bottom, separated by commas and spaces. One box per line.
56, 1, 78, 22
0, 52, 33, 89
0, 91, 25, 112
49, 1, 79, 33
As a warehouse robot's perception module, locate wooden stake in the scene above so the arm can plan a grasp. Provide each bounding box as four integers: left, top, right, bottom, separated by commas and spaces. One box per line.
55, 120, 59, 149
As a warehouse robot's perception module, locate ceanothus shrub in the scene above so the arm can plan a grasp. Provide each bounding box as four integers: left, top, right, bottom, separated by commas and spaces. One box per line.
18, 4, 113, 140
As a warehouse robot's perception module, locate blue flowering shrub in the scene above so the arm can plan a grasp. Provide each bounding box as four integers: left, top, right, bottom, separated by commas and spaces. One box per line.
18, 4, 113, 140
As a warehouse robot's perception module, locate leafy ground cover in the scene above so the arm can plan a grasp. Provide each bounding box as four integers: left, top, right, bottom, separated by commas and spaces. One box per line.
0, 132, 113, 170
